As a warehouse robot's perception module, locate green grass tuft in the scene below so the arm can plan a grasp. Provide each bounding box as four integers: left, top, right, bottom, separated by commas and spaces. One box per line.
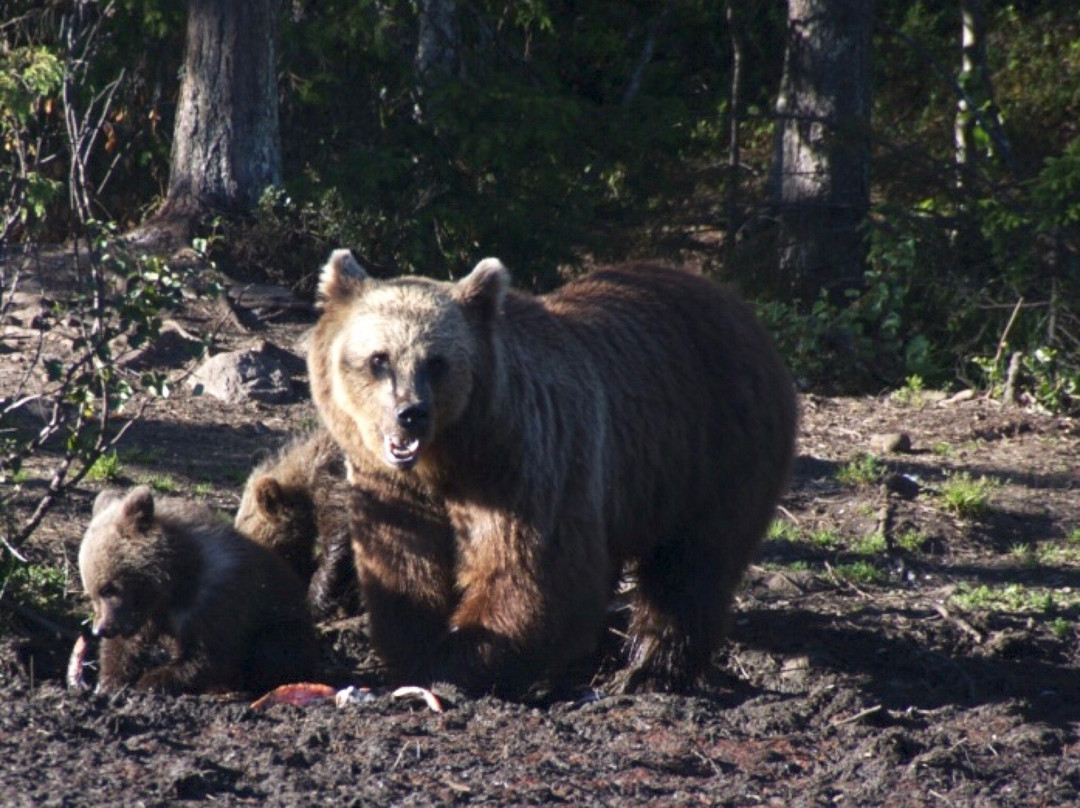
938, 471, 997, 518
851, 532, 887, 555
140, 474, 179, 494
85, 451, 124, 482
808, 528, 842, 549
767, 519, 800, 542
833, 561, 884, 585
836, 453, 885, 487
1049, 617, 1072, 638
895, 529, 929, 553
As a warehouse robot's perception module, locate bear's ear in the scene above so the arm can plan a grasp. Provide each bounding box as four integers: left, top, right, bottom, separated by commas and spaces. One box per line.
253, 476, 287, 519
454, 257, 509, 323
316, 249, 369, 309
121, 485, 156, 532
92, 488, 125, 516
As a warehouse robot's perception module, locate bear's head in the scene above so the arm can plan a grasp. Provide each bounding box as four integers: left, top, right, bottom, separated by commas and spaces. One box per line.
234, 473, 317, 573
235, 428, 341, 566
311, 250, 508, 472
79, 486, 172, 639
235, 473, 315, 545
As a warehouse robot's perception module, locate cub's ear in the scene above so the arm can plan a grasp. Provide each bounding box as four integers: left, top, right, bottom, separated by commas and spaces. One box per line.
253, 476, 287, 519
454, 257, 509, 324
92, 488, 125, 516
121, 485, 156, 532
316, 249, 369, 309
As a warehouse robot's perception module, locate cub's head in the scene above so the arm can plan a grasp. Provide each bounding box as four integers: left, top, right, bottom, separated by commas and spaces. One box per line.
234, 473, 317, 574
79, 486, 171, 639
310, 249, 508, 472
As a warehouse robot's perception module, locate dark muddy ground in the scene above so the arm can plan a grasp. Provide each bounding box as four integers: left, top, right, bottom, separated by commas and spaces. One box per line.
2, 261, 1079, 807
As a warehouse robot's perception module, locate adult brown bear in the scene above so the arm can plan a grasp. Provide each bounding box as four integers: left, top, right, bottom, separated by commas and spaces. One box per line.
308, 250, 796, 694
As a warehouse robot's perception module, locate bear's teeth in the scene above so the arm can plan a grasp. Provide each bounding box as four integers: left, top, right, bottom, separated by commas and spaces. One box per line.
386, 436, 421, 463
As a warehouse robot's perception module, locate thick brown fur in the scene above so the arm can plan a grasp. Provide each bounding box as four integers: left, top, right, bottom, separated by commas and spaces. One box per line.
234, 428, 359, 617
308, 251, 797, 694
79, 486, 319, 694
344, 459, 455, 681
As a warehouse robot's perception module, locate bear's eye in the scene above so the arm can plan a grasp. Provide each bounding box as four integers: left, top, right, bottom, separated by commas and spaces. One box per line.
99, 581, 119, 598
369, 352, 391, 377
426, 356, 448, 382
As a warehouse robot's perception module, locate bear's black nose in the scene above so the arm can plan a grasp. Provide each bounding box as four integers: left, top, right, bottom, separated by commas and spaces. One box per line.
396, 403, 430, 432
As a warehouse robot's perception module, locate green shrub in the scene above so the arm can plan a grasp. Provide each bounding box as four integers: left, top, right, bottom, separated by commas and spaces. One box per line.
0, 555, 69, 615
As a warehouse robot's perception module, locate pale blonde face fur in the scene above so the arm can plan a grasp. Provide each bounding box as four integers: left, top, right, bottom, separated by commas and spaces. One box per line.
316, 251, 507, 472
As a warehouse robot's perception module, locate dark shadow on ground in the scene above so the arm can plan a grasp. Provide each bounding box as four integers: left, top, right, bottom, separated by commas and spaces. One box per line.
731, 604, 1080, 726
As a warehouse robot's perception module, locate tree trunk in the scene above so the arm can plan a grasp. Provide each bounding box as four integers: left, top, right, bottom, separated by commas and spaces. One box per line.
413, 0, 459, 121
724, 0, 744, 271
157, 0, 281, 223
772, 0, 873, 301
415, 0, 459, 82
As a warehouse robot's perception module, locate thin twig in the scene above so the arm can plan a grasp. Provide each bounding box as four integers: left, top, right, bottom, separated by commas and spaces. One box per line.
830, 704, 882, 727
776, 505, 800, 526
823, 561, 873, 599
992, 297, 1024, 367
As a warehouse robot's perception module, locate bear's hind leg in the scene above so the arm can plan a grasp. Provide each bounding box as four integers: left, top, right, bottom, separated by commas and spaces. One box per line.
620, 527, 747, 694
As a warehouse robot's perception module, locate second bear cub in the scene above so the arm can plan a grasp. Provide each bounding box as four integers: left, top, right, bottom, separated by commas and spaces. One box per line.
235, 428, 358, 618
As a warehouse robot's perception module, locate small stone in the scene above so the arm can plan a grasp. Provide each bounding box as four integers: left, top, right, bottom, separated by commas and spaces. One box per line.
870, 432, 912, 454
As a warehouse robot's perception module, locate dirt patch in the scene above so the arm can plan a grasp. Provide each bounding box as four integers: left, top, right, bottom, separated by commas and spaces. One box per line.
2, 266, 1079, 806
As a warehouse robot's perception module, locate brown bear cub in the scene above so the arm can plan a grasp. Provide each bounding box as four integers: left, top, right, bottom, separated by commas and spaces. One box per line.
79, 485, 319, 694
235, 428, 359, 618
309, 250, 797, 695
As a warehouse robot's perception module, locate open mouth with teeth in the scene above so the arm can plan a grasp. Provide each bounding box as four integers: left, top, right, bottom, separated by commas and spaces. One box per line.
384, 435, 422, 469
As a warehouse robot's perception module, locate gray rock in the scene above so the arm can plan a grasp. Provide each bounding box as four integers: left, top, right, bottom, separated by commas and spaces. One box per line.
187, 342, 294, 404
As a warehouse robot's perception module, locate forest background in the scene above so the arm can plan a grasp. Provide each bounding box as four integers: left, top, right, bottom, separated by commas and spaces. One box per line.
4, 0, 1080, 404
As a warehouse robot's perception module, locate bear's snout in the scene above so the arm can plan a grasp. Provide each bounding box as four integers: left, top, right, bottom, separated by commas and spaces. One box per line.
395, 402, 430, 434
92, 620, 117, 639
92, 610, 133, 639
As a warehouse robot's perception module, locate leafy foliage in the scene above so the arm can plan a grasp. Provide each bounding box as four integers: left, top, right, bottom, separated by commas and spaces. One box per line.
0, 554, 70, 617
0, 43, 64, 240
1, 224, 219, 550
